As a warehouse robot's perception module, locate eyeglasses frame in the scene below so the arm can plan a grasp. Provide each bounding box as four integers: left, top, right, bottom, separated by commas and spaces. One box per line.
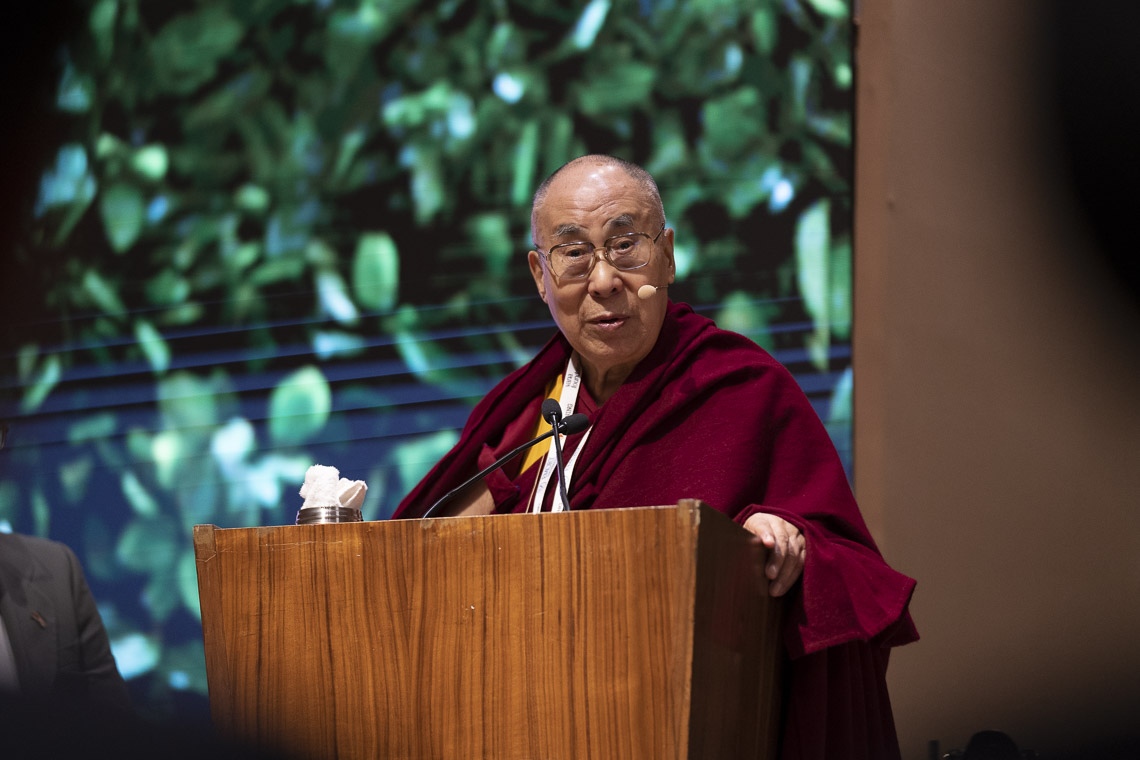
534, 223, 667, 280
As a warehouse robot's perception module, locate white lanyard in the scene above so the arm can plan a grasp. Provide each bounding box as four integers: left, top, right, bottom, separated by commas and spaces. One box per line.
531, 356, 593, 513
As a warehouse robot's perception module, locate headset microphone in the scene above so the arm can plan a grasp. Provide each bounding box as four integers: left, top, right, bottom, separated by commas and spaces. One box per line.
637, 284, 667, 300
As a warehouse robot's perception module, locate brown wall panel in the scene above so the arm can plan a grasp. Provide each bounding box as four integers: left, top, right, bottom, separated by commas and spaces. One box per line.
854, 2, 1140, 757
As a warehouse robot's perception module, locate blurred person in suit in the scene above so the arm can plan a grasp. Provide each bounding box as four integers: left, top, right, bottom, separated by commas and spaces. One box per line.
0, 530, 130, 711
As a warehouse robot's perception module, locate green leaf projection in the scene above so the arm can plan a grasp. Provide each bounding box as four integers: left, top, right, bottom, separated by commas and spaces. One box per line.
0, 0, 853, 718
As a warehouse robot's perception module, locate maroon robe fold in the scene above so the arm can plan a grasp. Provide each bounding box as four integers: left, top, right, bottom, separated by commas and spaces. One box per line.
395, 301, 918, 759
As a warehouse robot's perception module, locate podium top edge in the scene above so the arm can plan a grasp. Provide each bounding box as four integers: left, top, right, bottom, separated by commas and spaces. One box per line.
191, 501, 717, 534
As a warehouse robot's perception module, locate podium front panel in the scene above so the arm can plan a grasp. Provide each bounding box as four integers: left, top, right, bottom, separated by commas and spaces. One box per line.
194, 503, 781, 759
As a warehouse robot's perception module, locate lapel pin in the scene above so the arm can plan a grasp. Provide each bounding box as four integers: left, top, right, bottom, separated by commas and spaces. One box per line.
31, 611, 47, 629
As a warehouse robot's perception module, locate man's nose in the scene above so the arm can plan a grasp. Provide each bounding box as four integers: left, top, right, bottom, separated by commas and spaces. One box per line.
588, 249, 623, 297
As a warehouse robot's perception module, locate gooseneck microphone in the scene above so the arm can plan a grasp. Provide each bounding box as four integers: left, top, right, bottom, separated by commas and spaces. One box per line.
637, 284, 667, 300
541, 399, 572, 513
421, 405, 589, 518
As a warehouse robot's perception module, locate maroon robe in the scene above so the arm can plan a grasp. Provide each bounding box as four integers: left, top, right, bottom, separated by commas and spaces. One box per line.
395, 301, 918, 759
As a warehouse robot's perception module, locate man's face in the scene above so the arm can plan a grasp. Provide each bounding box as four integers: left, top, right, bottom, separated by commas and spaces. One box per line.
528, 162, 675, 392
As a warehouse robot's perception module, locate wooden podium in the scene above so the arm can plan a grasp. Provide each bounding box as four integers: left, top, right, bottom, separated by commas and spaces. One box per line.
193, 501, 784, 759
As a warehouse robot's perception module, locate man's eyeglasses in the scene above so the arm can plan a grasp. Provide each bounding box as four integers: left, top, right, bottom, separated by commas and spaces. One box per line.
535, 224, 665, 280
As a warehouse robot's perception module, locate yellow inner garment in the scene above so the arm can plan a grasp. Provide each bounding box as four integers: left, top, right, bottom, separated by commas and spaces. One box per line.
518, 374, 562, 473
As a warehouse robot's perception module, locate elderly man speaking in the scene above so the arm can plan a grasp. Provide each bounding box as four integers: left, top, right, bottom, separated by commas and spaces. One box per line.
394, 154, 917, 760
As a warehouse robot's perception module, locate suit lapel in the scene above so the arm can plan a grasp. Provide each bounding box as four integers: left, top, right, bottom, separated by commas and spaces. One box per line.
0, 535, 58, 698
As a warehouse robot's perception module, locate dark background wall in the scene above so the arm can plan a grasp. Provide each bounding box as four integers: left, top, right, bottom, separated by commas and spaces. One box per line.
854, 2, 1140, 757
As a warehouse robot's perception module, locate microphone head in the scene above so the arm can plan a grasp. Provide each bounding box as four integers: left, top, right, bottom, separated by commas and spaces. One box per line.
637, 284, 660, 300
559, 413, 590, 435
541, 398, 562, 425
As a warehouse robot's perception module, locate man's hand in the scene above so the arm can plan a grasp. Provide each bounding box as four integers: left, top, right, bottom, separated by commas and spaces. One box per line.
743, 512, 806, 597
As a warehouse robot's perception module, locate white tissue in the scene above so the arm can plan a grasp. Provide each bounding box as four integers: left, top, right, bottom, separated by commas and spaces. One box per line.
299, 464, 367, 510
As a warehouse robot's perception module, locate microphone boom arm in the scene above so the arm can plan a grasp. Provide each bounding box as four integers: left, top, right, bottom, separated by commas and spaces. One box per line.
421, 412, 588, 518
545, 406, 572, 513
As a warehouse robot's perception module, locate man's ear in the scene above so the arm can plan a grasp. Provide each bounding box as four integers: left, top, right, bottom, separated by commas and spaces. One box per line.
664, 228, 676, 285
528, 250, 547, 302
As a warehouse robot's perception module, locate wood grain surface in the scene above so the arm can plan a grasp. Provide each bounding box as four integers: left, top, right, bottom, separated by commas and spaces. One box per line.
194, 502, 782, 759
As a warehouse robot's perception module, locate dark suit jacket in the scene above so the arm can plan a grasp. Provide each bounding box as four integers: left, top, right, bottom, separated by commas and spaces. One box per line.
0, 532, 130, 711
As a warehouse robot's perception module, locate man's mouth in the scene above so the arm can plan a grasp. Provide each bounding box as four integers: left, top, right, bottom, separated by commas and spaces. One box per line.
589, 313, 627, 326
